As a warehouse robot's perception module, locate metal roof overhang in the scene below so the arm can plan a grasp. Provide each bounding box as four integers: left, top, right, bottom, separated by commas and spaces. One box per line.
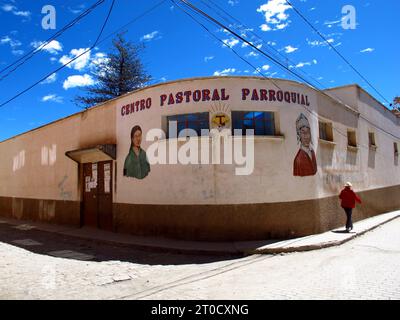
65, 144, 116, 164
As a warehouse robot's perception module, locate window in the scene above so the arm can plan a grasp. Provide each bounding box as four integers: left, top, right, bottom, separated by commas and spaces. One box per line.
167, 112, 209, 138
368, 132, 376, 148
395, 142, 399, 157
232, 111, 276, 136
347, 130, 357, 147
319, 121, 333, 142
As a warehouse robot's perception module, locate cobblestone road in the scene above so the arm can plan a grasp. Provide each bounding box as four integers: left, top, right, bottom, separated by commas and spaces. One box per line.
0, 218, 399, 300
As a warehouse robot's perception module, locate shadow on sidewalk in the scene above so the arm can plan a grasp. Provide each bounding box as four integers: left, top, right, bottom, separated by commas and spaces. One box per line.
0, 222, 242, 266
331, 230, 356, 234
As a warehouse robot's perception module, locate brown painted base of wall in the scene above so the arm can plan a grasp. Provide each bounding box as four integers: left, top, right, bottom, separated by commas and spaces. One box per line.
113, 184, 400, 241
0, 197, 80, 227
1, 184, 399, 241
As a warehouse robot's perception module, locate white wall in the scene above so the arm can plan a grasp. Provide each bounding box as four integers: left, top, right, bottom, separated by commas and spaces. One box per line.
116, 77, 391, 205
0, 103, 116, 201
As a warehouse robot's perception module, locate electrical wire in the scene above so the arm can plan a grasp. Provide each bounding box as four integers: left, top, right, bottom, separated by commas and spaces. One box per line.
284, 0, 391, 106
0, 0, 106, 82
171, 0, 282, 90
0, 0, 115, 109
176, 0, 400, 142
178, 0, 319, 91
0, 0, 169, 109
201, 0, 327, 90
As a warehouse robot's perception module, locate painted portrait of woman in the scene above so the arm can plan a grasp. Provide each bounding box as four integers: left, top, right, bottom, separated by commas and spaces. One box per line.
293, 113, 318, 177
123, 125, 150, 179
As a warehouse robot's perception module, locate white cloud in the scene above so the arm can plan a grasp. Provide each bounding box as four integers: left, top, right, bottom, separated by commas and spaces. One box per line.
68, 4, 86, 14
284, 45, 298, 53
141, 31, 160, 41
245, 51, 259, 58
41, 73, 57, 84
213, 68, 236, 76
275, 23, 288, 30
41, 94, 63, 103
295, 62, 309, 68
324, 20, 345, 28
63, 74, 95, 90
12, 49, 24, 55
260, 24, 272, 32
59, 48, 91, 71
2, 4, 15, 12
204, 56, 214, 62
31, 40, 63, 55
89, 52, 108, 68
2, 4, 31, 17
253, 65, 271, 74
1, 36, 22, 48
228, 0, 239, 6
257, 0, 292, 31
307, 38, 335, 47
360, 48, 374, 53
222, 38, 240, 47
292, 59, 318, 68
13, 10, 30, 17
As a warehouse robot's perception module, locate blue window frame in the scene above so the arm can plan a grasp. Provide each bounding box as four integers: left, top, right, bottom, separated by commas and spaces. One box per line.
232, 111, 275, 136
167, 112, 209, 138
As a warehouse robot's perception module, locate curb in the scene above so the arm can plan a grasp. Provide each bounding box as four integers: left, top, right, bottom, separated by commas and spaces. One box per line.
244, 214, 400, 255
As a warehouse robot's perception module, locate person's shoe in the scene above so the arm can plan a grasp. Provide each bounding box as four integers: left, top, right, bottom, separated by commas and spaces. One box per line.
346, 228, 350, 233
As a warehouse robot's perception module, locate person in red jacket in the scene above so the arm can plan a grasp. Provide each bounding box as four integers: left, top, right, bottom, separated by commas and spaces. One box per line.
339, 182, 362, 232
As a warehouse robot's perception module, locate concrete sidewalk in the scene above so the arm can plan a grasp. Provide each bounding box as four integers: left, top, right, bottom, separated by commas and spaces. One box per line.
0, 210, 399, 255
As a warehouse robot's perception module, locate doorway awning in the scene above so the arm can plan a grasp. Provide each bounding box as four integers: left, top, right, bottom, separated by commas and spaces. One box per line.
65, 144, 116, 164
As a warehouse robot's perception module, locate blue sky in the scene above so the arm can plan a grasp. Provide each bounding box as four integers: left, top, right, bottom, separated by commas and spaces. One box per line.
0, 0, 399, 141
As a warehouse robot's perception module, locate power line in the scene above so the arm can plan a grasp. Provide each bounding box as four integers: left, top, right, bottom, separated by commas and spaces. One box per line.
202, 0, 327, 90
178, 0, 323, 92
0, 0, 106, 81
171, 0, 282, 90
94, 0, 168, 46
176, 0, 355, 107
203, 0, 400, 141
284, 0, 391, 105
176, 0, 400, 141
0, 0, 115, 109
0, 0, 168, 110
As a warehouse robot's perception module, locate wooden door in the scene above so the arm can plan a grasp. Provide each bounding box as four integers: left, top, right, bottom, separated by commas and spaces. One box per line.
98, 161, 113, 231
83, 163, 98, 227
82, 161, 113, 230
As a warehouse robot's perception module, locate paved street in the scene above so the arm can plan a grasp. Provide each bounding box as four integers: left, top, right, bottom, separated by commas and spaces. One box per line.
0, 218, 399, 300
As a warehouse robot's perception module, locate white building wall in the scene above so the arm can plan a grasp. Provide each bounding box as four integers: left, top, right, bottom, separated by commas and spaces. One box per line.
115, 77, 400, 205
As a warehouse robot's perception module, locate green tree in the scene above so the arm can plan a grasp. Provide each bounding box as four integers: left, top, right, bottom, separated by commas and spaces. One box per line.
75, 33, 151, 108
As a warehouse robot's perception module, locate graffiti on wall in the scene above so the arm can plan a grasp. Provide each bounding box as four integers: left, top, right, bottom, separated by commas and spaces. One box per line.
58, 175, 72, 201
293, 113, 318, 177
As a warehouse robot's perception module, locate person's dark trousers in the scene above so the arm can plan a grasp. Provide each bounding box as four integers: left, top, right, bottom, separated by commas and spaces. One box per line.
343, 207, 353, 230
